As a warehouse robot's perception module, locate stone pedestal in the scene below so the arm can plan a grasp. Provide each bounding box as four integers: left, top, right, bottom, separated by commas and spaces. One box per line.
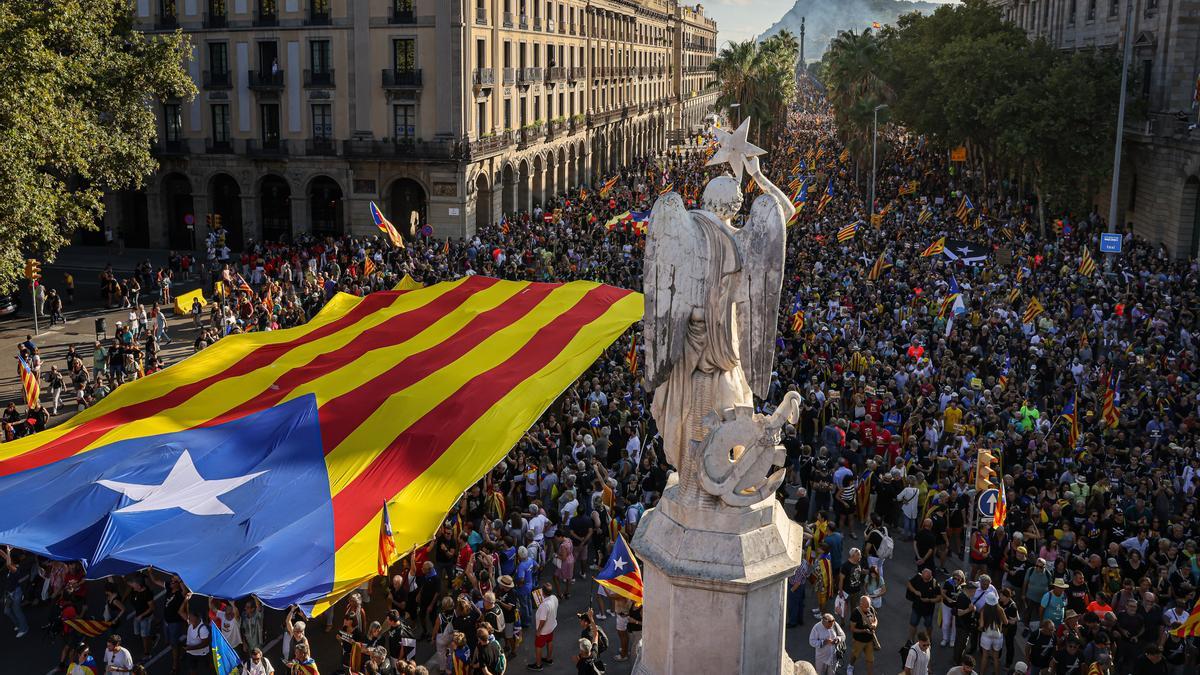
631, 476, 808, 675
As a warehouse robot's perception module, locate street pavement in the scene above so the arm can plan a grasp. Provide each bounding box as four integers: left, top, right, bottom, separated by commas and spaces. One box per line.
0, 246, 980, 674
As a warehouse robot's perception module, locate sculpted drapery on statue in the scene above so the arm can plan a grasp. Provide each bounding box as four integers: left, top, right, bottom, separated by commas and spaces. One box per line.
642, 119, 801, 508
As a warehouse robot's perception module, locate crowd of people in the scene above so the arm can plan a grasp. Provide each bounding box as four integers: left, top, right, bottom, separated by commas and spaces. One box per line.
4, 77, 1200, 675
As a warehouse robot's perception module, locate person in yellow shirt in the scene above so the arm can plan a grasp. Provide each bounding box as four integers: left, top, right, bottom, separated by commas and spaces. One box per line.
944, 399, 963, 435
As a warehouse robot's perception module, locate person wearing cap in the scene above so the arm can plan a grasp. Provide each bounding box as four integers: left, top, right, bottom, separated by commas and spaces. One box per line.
808, 612, 846, 675
493, 575, 519, 655
1023, 557, 1052, 621
1011, 662, 1029, 675
1042, 578, 1070, 627
978, 591, 1008, 675
573, 636, 599, 675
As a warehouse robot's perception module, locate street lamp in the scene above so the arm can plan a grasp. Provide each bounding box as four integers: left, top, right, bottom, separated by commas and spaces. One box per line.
870, 104, 888, 223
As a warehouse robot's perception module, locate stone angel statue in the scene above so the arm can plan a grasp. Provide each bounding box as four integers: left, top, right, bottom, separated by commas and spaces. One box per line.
643, 118, 801, 509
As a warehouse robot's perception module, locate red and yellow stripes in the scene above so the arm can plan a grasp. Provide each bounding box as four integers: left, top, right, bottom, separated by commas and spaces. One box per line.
0, 277, 642, 613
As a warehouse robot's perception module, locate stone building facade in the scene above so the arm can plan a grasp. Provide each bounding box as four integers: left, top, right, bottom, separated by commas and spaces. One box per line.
992, 0, 1200, 257
113, 0, 718, 251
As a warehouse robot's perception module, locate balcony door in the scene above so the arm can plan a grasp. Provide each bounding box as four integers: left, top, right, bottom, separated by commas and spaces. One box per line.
261, 104, 281, 148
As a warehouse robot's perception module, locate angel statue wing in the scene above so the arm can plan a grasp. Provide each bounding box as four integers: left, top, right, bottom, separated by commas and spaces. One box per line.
643, 192, 709, 391
734, 193, 788, 399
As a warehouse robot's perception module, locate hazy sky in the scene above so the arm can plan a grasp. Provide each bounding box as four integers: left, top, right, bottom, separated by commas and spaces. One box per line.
703, 0, 957, 46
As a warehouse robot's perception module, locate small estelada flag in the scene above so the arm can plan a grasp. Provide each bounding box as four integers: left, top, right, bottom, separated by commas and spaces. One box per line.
378, 501, 397, 577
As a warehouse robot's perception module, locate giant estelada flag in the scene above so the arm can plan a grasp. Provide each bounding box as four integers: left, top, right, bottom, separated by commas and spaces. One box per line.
0, 277, 641, 615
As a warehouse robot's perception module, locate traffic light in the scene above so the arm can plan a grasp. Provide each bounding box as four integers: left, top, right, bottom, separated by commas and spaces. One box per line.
975, 449, 1000, 491
23, 259, 41, 282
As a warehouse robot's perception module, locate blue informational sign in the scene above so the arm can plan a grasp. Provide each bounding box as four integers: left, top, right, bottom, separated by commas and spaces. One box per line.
977, 488, 999, 518
1100, 233, 1123, 253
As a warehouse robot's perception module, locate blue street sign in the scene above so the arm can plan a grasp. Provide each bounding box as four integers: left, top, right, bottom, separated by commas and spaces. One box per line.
977, 488, 999, 518
1100, 233, 1122, 253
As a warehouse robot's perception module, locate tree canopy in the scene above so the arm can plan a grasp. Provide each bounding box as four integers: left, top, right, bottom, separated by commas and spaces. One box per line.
710, 32, 800, 151
820, 0, 1121, 224
0, 0, 195, 290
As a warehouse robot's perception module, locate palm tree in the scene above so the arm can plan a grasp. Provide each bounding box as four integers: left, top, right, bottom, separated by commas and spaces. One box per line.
709, 37, 798, 151
823, 29, 893, 176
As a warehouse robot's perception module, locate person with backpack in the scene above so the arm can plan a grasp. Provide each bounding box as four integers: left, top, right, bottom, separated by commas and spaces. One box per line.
864, 514, 894, 576
576, 608, 608, 661
573, 637, 604, 675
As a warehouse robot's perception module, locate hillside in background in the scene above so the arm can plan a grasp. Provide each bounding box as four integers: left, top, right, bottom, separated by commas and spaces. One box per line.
759, 0, 942, 61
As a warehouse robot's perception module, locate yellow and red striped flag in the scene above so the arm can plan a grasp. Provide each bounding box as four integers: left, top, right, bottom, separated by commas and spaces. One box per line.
1169, 596, 1200, 637
64, 618, 114, 638
920, 237, 945, 257
599, 176, 619, 198
595, 533, 643, 604
837, 222, 858, 243
370, 202, 405, 249
1079, 247, 1097, 276
378, 502, 397, 576
1023, 297, 1045, 324
867, 252, 891, 281
659, 183, 675, 196
17, 354, 39, 409
625, 335, 638, 376
0, 277, 642, 616
363, 258, 377, 278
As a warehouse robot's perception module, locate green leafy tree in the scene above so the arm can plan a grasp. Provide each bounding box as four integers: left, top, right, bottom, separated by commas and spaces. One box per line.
821, 0, 1119, 231
0, 0, 195, 290
710, 34, 798, 151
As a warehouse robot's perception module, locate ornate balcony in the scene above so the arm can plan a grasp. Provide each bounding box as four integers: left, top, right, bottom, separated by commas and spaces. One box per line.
246, 139, 289, 158
381, 69, 423, 89
203, 70, 232, 89
305, 138, 338, 156
473, 68, 496, 88
248, 70, 285, 90
342, 138, 460, 160
468, 131, 514, 160
304, 69, 335, 88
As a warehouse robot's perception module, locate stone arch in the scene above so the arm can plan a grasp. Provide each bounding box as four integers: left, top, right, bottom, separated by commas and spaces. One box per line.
208, 172, 245, 250
517, 158, 531, 214
258, 174, 292, 243
532, 153, 546, 210
308, 175, 344, 238
567, 145, 577, 192
387, 177, 427, 239
475, 172, 492, 232
162, 172, 195, 250
555, 147, 568, 200
501, 163, 517, 217
1184, 175, 1200, 258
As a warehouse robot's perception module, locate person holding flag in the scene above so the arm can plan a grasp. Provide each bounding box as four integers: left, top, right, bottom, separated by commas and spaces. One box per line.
369, 201, 404, 248
595, 533, 642, 606
210, 616, 243, 675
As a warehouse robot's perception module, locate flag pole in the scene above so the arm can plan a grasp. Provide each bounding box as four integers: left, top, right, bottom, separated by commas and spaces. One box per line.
1105, 1, 1134, 269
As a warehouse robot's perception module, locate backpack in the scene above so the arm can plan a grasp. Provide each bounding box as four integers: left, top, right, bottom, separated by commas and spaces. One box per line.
595, 626, 610, 654
876, 526, 895, 560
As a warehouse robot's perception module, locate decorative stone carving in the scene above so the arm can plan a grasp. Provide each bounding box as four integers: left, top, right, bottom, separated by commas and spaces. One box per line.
633, 118, 810, 675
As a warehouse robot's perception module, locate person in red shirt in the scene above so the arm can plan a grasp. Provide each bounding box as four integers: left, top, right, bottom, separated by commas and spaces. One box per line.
456, 532, 474, 572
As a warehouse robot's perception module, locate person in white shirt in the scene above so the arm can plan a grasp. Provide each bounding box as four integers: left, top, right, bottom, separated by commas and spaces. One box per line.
971, 575, 1000, 610
244, 647, 275, 675
102, 635, 134, 674
903, 631, 932, 675
182, 606, 212, 673
527, 504, 550, 544
531, 583, 560, 671
808, 613, 846, 675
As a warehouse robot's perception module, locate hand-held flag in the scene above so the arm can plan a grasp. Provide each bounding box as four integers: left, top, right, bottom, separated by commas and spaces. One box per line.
370, 202, 405, 248
920, 237, 945, 257
211, 620, 242, 675
379, 501, 397, 576
1169, 596, 1200, 637
17, 354, 39, 409
595, 533, 643, 605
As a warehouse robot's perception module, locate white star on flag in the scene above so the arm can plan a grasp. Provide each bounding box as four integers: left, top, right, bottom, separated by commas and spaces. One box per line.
613, 557, 627, 571
705, 117, 766, 182
97, 450, 266, 516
